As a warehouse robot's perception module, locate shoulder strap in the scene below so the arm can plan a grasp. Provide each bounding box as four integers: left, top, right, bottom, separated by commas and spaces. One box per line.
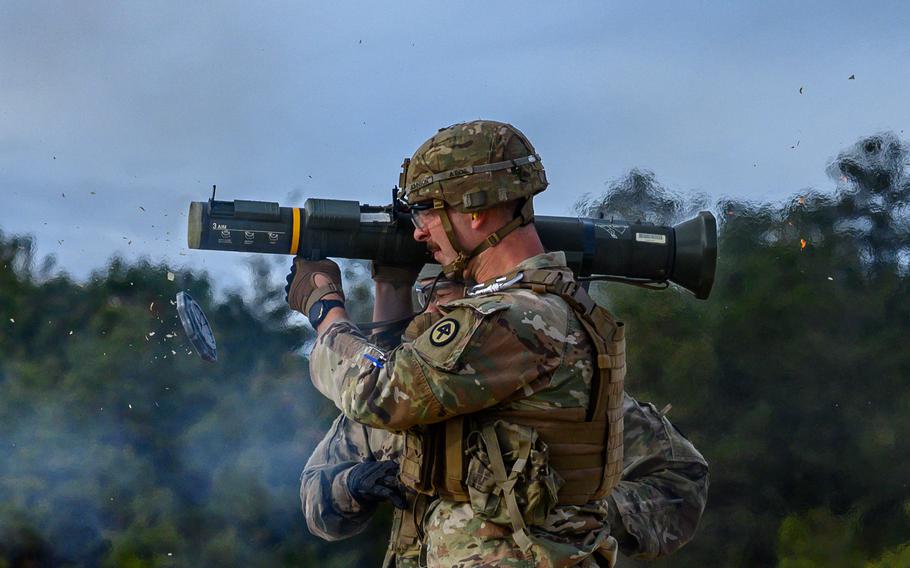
516, 268, 625, 498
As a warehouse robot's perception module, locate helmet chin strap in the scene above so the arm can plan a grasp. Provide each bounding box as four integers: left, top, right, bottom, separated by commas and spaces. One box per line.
434, 198, 536, 279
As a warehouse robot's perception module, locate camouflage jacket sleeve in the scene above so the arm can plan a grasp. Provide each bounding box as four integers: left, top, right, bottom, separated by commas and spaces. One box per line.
300, 414, 384, 541
309, 294, 565, 430
606, 394, 710, 559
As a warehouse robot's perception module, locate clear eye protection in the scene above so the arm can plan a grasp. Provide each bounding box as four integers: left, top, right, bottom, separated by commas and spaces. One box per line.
414, 279, 461, 309
409, 203, 435, 230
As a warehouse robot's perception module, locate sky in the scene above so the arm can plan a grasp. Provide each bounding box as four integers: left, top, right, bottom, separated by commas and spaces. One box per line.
2, 0, 909, 290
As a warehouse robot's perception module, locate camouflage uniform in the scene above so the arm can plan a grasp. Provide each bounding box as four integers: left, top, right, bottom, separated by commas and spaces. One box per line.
305, 251, 709, 567
302, 395, 708, 567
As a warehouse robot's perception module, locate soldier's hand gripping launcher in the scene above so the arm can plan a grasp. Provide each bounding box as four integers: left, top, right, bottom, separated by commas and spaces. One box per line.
187, 194, 717, 299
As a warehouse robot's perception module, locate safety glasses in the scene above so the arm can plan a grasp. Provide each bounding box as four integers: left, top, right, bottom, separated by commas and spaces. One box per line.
414, 279, 463, 309
408, 203, 436, 230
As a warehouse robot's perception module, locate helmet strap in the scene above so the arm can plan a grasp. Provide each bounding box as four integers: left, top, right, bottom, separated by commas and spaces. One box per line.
436, 198, 536, 279
435, 199, 471, 277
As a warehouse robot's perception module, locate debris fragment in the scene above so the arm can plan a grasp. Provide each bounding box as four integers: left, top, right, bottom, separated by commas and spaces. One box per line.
9, 318, 13, 323
69, 330, 73, 335
167, 272, 175, 282
149, 302, 155, 311
800, 239, 807, 250
798, 196, 806, 205
827, 276, 834, 281
139, 206, 146, 212
128, 404, 132, 409
148, 331, 156, 337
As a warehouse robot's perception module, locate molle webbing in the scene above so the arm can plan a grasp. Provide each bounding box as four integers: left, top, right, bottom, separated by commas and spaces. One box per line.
404, 268, 626, 507
512, 268, 625, 501
485, 408, 613, 505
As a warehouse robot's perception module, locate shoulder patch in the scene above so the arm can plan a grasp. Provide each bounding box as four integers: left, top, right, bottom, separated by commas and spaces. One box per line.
429, 317, 460, 346
413, 301, 509, 370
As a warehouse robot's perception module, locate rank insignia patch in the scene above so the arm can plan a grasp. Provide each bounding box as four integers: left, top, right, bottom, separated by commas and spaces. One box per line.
429, 318, 460, 347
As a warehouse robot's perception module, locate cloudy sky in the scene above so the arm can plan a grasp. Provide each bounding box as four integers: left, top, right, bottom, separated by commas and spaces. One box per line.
2, 1, 909, 289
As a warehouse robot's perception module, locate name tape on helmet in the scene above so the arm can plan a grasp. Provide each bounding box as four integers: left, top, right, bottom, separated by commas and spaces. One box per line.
405, 154, 541, 195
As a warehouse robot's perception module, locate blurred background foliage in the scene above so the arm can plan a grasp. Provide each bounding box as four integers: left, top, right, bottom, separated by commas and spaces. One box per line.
2, 132, 909, 567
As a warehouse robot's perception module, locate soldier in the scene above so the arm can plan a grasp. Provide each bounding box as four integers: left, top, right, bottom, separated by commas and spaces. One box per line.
301, 266, 708, 567
288, 120, 708, 567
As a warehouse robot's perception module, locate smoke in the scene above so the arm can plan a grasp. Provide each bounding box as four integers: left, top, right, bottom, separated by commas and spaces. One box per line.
826, 132, 910, 202
575, 134, 910, 274
574, 168, 709, 226
0, 240, 346, 565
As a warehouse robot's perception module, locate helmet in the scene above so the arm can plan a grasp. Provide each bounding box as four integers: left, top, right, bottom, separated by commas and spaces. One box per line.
398, 120, 547, 211
397, 120, 548, 276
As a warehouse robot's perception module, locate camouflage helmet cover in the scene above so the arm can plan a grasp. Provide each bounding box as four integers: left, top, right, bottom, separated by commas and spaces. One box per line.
398, 120, 548, 212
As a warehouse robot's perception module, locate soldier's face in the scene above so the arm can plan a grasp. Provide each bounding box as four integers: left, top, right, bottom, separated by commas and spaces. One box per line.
412, 208, 464, 268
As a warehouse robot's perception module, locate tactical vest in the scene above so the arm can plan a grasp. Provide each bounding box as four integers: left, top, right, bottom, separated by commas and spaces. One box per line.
395, 267, 625, 552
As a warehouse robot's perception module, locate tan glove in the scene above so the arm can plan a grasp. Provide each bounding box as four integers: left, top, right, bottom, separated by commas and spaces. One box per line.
285, 258, 345, 315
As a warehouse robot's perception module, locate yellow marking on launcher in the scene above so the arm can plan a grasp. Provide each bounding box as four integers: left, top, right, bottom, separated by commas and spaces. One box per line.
290, 208, 301, 255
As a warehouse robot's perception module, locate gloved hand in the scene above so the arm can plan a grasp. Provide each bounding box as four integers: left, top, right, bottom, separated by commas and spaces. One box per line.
371, 262, 421, 286
346, 460, 409, 510
285, 258, 345, 315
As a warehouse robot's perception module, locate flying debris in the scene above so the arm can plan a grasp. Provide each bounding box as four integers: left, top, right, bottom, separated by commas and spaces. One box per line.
176, 292, 217, 362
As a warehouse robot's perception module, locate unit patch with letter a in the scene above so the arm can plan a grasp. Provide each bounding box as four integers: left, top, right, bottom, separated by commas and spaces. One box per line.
429, 318, 460, 347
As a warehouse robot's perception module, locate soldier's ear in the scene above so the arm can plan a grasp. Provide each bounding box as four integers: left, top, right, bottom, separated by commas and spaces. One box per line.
469, 210, 486, 230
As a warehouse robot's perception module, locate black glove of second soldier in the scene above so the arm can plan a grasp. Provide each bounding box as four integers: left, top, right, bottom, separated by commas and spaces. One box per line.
346, 460, 408, 510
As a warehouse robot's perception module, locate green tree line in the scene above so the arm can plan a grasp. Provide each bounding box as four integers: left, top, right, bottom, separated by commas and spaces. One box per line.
1, 132, 909, 566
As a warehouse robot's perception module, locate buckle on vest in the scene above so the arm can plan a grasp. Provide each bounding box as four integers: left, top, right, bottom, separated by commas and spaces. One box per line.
467, 272, 524, 296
